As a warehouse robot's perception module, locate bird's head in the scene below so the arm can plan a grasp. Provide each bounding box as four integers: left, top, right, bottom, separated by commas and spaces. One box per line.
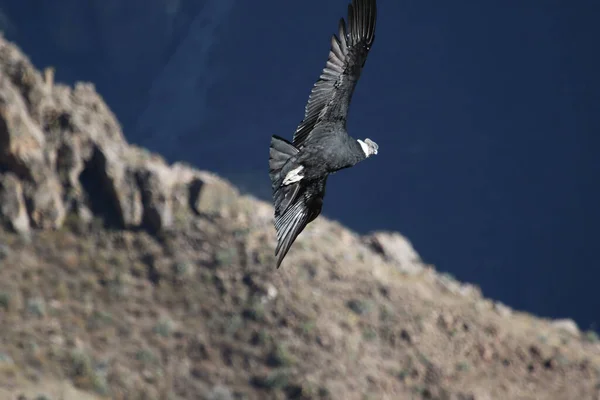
358, 138, 379, 158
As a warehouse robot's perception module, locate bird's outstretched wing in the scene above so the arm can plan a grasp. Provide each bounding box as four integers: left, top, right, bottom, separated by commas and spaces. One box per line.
274, 179, 327, 268
292, 0, 377, 148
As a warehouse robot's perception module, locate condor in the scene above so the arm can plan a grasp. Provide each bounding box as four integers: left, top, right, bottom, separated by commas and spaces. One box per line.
269, 0, 379, 268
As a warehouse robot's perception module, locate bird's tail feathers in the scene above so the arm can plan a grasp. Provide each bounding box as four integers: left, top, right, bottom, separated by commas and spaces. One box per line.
269, 136, 298, 181
269, 135, 301, 215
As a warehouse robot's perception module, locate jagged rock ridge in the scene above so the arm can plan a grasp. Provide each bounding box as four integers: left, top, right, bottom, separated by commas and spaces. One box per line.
0, 34, 238, 235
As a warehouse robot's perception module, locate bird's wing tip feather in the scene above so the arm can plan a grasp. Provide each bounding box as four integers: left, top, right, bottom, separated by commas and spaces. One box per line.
291, 0, 377, 148
273, 199, 311, 269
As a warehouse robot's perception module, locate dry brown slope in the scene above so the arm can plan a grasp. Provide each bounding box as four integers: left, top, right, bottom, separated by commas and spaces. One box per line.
0, 34, 599, 400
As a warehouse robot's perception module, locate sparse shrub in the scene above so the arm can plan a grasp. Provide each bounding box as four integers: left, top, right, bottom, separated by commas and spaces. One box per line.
26, 297, 46, 318
62, 212, 82, 232
0, 352, 16, 376
110, 252, 129, 268
396, 368, 410, 381
318, 387, 331, 397
0, 243, 10, 260
301, 320, 316, 335
91, 372, 110, 396
225, 314, 244, 336
55, 280, 69, 301
69, 348, 94, 379
243, 300, 265, 321
173, 261, 192, 278
267, 344, 296, 367
456, 361, 470, 371
347, 299, 372, 315
67, 349, 110, 396
153, 316, 175, 338
87, 310, 113, 330
252, 369, 289, 390
106, 274, 126, 300
130, 261, 147, 278
254, 247, 274, 266
136, 348, 158, 365
584, 330, 599, 343
362, 327, 377, 341
379, 305, 393, 322
214, 247, 237, 267
0, 353, 13, 365
251, 329, 270, 346
232, 226, 251, 240
0, 291, 10, 310
412, 385, 429, 396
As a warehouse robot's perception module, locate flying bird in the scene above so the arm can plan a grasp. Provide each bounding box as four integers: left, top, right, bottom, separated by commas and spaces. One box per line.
269, 0, 379, 268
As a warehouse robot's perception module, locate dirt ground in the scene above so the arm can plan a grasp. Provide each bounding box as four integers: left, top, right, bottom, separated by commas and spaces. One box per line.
1, 203, 599, 400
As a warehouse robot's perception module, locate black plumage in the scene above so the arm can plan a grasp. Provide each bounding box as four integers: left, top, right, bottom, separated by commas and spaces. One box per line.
269, 0, 379, 269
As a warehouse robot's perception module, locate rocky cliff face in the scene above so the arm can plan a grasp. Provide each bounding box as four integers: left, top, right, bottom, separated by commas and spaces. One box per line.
1, 35, 600, 400
0, 33, 240, 237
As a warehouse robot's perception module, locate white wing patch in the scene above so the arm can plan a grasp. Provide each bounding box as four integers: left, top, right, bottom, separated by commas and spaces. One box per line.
283, 166, 304, 185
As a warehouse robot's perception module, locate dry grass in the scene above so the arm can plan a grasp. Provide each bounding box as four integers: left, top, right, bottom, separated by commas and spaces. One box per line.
0, 202, 599, 400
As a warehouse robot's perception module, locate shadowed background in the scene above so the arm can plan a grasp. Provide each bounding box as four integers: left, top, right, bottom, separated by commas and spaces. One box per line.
1, 0, 598, 329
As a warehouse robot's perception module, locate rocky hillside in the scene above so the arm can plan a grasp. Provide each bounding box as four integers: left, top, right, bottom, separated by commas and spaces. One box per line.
0, 35, 599, 400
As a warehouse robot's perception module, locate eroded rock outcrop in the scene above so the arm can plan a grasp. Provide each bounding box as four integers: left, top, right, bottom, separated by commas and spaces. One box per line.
0, 35, 238, 234
363, 231, 425, 275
